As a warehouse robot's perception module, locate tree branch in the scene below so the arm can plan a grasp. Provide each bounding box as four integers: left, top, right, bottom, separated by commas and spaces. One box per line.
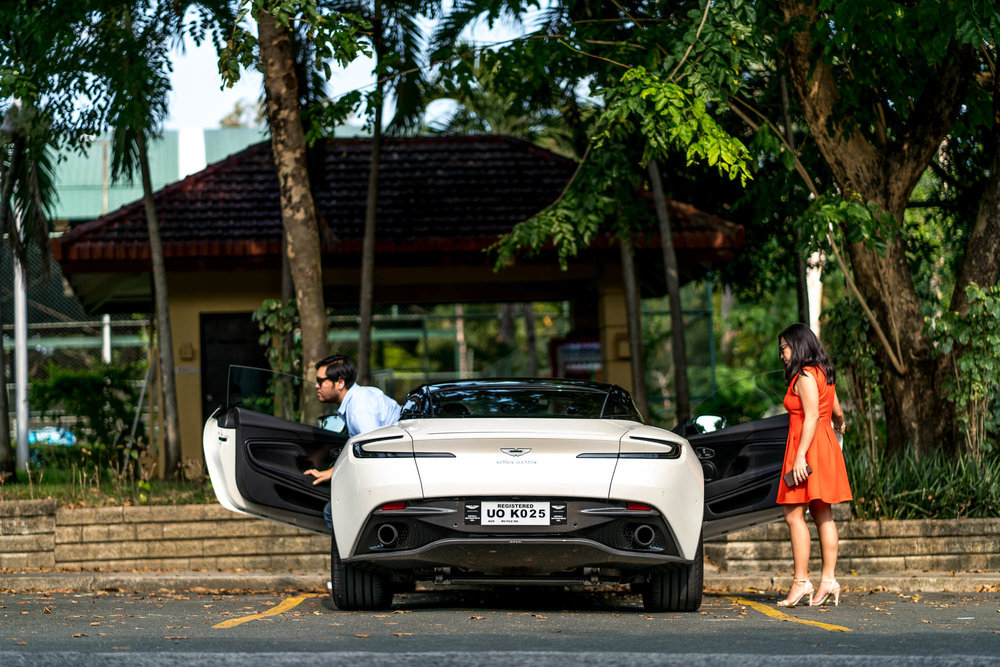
668, 0, 711, 82
727, 94, 908, 375
888, 44, 975, 202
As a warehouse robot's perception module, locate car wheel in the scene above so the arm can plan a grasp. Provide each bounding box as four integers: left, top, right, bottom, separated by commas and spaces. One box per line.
642, 535, 703, 612
330, 534, 393, 610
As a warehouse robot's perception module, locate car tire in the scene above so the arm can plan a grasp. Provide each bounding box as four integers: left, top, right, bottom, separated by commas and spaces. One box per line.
330, 535, 393, 610
642, 535, 703, 612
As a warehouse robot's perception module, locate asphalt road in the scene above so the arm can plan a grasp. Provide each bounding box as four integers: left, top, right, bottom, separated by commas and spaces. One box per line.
2, 587, 999, 664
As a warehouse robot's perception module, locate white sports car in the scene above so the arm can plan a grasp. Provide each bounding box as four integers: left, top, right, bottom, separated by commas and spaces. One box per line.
204, 368, 786, 612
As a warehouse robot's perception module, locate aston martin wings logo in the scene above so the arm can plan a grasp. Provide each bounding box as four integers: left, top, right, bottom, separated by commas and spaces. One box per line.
501, 447, 531, 457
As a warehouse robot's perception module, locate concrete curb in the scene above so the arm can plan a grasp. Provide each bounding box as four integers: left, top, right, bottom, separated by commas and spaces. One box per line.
2, 570, 996, 595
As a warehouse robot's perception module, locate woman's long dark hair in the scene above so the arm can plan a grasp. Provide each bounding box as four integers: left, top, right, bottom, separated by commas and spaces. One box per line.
779, 323, 836, 386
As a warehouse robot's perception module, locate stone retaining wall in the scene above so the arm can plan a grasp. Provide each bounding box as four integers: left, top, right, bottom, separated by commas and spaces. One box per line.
0, 500, 327, 572
704, 517, 1000, 572
3, 500, 998, 573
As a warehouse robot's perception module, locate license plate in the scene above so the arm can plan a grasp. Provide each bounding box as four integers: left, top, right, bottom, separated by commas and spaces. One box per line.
481, 501, 550, 525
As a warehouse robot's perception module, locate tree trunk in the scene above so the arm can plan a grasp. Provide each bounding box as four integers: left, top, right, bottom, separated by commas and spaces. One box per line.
950, 71, 1000, 316
779, 0, 974, 455
357, 13, 384, 386
258, 9, 328, 426
136, 134, 181, 477
648, 160, 690, 425
619, 234, 648, 419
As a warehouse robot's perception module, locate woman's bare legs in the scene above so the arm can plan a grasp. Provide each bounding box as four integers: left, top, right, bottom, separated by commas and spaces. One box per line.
809, 500, 840, 603
781, 503, 812, 604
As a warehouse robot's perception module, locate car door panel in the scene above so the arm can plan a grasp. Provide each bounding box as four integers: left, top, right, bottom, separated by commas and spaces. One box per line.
692, 413, 788, 540
206, 406, 347, 535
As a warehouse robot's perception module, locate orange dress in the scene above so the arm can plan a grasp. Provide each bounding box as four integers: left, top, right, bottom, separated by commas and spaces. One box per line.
776, 366, 853, 505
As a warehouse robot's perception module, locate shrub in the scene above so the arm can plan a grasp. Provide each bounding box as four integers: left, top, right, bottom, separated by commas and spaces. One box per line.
847, 445, 1000, 520
31, 361, 146, 450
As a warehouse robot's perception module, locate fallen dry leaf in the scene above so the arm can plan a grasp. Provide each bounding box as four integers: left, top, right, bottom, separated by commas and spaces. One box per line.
43, 607, 52, 614
72, 633, 87, 638
355, 634, 370, 638
393, 632, 413, 637
470, 616, 485, 620
90, 622, 101, 626
164, 636, 190, 640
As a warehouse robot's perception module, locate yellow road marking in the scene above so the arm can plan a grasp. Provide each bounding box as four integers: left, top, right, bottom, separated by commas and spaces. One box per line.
213, 594, 320, 629
726, 596, 852, 632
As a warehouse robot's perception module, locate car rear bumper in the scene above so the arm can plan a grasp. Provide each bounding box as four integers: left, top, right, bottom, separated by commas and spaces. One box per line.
344, 536, 689, 573
343, 498, 689, 575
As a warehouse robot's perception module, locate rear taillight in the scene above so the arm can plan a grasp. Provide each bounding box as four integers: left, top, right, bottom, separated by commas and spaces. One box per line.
380, 502, 406, 511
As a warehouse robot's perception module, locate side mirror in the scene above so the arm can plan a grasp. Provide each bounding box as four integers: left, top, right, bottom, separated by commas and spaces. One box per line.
318, 414, 346, 433
694, 414, 726, 434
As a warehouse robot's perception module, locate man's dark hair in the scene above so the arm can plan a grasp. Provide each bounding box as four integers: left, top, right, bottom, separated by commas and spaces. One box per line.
316, 354, 357, 389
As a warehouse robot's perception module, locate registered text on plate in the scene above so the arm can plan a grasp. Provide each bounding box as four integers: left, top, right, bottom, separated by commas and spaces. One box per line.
481, 501, 550, 525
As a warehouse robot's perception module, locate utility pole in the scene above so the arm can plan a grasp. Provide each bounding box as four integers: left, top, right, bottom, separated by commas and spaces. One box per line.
13, 210, 28, 473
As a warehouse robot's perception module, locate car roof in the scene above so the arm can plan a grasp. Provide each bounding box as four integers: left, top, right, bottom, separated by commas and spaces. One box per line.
412, 378, 620, 395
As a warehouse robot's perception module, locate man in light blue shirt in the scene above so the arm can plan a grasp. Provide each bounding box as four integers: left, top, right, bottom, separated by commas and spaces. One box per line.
304, 354, 401, 529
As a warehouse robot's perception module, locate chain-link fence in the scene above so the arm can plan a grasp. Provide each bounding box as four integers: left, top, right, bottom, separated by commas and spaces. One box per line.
2, 317, 151, 436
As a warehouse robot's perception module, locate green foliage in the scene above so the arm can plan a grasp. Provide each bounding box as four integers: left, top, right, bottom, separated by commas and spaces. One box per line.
797, 194, 897, 258
824, 296, 885, 459
847, 446, 1000, 520
31, 362, 146, 451
929, 284, 1000, 460
254, 298, 302, 376
219, 0, 369, 88
598, 67, 752, 186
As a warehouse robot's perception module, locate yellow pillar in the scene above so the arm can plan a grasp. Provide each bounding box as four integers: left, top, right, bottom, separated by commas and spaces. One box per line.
597, 274, 634, 393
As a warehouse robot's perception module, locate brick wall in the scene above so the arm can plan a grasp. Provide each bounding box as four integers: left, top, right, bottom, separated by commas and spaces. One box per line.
3, 500, 999, 573
0, 500, 58, 569
1, 501, 327, 572
704, 517, 1000, 572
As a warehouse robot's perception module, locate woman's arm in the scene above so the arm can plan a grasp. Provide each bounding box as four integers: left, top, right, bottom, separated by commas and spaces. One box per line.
791, 370, 820, 484
832, 391, 846, 434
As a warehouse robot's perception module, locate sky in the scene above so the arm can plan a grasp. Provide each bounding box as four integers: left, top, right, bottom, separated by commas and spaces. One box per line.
164, 9, 544, 131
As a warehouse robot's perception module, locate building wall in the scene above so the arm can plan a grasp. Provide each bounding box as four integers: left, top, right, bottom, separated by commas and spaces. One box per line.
167, 271, 281, 470
159, 266, 634, 473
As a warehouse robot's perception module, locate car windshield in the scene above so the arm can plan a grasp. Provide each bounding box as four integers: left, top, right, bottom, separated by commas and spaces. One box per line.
428, 386, 612, 419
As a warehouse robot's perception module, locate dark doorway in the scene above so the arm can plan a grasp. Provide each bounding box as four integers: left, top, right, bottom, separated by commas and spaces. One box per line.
200, 313, 269, 425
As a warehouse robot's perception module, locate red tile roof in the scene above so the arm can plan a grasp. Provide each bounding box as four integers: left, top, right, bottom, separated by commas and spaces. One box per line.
52, 135, 742, 269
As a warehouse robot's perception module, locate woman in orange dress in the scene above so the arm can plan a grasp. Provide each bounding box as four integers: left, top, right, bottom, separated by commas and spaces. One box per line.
776, 323, 852, 608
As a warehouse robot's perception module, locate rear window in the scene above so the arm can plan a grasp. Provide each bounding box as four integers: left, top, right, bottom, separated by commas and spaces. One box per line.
428, 387, 612, 419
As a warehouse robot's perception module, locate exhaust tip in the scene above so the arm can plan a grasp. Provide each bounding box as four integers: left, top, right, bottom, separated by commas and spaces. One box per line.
632, 524, 656, 548
376, 523, 399, 548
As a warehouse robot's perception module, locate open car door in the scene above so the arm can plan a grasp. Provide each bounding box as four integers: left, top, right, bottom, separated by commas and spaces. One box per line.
203, 366, 348, 535
673, 371, 788, 541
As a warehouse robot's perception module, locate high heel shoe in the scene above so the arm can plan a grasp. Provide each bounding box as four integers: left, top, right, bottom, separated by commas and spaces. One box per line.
777, 578, 814, 607
811, 578, 842, 606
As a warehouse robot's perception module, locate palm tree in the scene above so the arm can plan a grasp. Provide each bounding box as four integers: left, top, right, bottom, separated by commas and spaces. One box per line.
0, 104, 57, 480
329, 0, 433, 384
1, 0, 107, 479
94, 0, 233, 476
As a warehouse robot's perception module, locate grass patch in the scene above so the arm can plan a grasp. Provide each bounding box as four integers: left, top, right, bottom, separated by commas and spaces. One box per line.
0, 465, 215, 506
